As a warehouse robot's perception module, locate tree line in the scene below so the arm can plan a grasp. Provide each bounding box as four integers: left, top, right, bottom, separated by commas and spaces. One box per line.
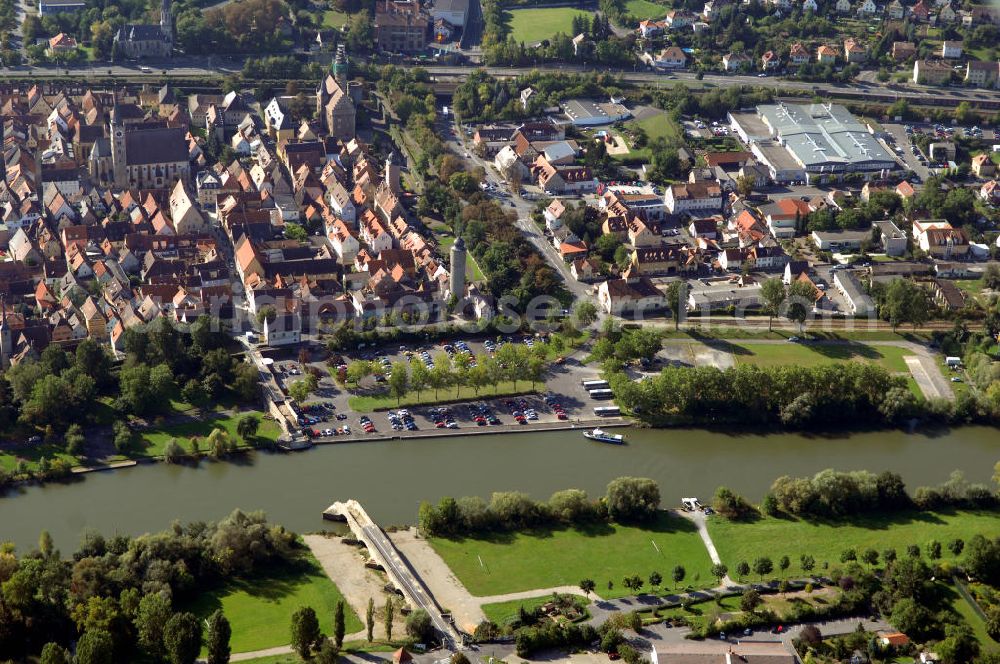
714, 465, 1000, 521
418, 477, 660, 537
609, 362, 913, 428
0, 510, 296, 662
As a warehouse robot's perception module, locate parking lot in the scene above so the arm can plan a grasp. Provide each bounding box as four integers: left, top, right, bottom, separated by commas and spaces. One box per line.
266, 335, 601, 444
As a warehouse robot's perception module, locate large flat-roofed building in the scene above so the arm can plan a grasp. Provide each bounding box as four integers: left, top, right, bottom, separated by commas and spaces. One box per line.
751, 142, 806, 184
430, 0, 469, 28
732, 104, 897, 179
563, 99, 631, 126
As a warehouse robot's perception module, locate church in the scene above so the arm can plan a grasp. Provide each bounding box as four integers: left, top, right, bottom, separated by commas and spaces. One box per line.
315, 46, 357, 140
114, 0, 173, 59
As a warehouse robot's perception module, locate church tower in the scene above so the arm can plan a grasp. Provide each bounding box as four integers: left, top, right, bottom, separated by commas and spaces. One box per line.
0, 297, 12, 370
385, 152, 401, 196
160, 0, 173, 48
110, 105, 127, 187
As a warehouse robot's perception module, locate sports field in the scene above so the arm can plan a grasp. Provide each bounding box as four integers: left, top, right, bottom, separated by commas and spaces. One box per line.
506, 7, 592, 44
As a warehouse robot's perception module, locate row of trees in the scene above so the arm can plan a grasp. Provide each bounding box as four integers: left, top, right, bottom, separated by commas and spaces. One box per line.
0, 510, 296, 660
345, 343, 551, 404
418, 477, 660, 537
610, 362, 913, 428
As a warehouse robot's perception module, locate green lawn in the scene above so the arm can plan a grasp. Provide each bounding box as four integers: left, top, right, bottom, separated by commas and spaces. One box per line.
618, 113, 684, 161
139, 411, 281, 457
348, 381, 536, 412
729, 342, 915, 373
322, 8, 353, 27
624, 0, 667, 19
708, 510, 1000, 574
185, 553, 361, 654
481, 594, 590, 625
943, 582, 1000, 653
505, 7, 591, 43
429, 512, 715, 599
438, 235, 486, 283
659, 327, 933, 343
0, 444, 80, 473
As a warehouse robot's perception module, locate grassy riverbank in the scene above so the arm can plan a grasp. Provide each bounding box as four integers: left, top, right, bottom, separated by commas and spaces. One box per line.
186, 552, 361, 654
138, 411, 282, 457
708, 509, 1000, 573
429, 512, 714, 599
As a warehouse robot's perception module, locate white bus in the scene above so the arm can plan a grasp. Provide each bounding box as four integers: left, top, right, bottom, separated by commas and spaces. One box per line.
594, 406, 621, 417
582, 380, 610, 390
588, 389, 614, 400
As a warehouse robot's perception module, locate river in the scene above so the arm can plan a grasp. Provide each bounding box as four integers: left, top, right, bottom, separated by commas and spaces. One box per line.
1, 426, 998, 551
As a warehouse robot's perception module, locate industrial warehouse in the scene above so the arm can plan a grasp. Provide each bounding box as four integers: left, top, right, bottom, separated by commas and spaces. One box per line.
728, 103, 899, 183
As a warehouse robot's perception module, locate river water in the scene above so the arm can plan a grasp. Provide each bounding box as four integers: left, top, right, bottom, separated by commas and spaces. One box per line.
1, 426, 997, 551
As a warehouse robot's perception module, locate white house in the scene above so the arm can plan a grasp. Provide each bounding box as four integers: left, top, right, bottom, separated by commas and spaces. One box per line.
857, 0, 877, 15
941, 41, 963, 58
597, 276, 667, 315
664, 182, 723, 215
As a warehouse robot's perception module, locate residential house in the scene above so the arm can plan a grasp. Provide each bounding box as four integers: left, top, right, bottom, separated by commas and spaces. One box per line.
534, 158, 597, 194
664, 9, 696, 28
689, 218, 718, 239
892, 41, 917, 61
886, 0, 904, 18
938, 3, 957, 22
972, 153, 996, 178
761, 50, 781, 71
650, 46, 687, 69
966, 60, 1000, 88
914, 59, 953, 84
911, 0, 931, 20
930, 279, 967, 310
929, 142, 956, 161
47, 33, 77, 54
597, 276, 666, 315
722, 52, 750, 71
834, 270, 874, 315
803, 0, 817, 11
912, 219, 969, 258
874, 219, 908, 256
857, 0, 877, 15
816, 45, 838, 64
941, 41, 963, 58
637, 19, 667, 38
789, 43, 810, 65
896, 180, 916, 200
980, 179, 1000, 202
664, 182, 723, 215
844, 38, 867, 63
835, 0, 851, 11
570, 257, 600, 282
543, 199, 566, 230
879, 633, 912, 649
761, 198, 810, 238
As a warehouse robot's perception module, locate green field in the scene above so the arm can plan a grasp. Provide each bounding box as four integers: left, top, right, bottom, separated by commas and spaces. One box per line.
186, 553, 361, 654
708, 510, 1000, 573
481, 594, 591, 625
505, 7, 591, 43
348, 382, 535, 412
728, 342, 915, 373
0, 443, 79, 473
635, 112, 683, 143
322, 8, 353, 27
429, 512, 715, 599
139, 411, 280, 457
944, 582, 1000, 653
625, 0, 667, 19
